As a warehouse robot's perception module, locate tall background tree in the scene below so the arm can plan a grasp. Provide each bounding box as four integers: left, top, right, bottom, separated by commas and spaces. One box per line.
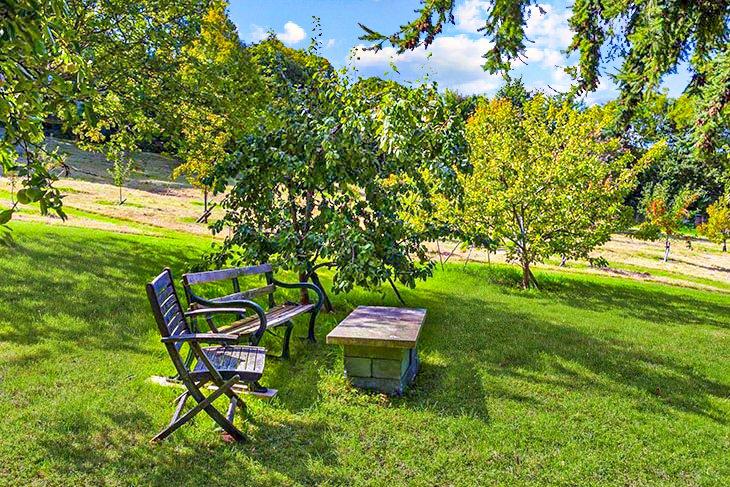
1, 0, 224, 230
170, 0, 266, 221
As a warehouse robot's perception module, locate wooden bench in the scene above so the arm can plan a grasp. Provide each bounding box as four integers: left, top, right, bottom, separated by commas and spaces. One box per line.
182, 264, 323, 359
326, 306, 426, 395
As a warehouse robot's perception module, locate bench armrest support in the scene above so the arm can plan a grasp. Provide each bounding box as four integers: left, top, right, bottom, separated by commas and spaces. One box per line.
271, 279, 324, 312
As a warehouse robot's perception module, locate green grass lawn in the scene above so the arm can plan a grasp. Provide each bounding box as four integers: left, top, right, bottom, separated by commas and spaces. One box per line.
1, 222, 728, 485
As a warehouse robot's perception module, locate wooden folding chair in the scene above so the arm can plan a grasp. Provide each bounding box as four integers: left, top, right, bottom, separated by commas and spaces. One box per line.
146, 268, 268, 442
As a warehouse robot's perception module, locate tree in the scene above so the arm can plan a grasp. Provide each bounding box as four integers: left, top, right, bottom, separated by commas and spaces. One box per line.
626, 93, 726, 214
170, 0, 265, 221
462, 95, 657, 289
699, 196, 730, 252
0, 0, 87, 237
207, 40, 468, 308
1, 0, 223, 236
71, 0, 213, 173
635, 184, 699, 262
107, 151, 134, 205
360, 1, 729, 154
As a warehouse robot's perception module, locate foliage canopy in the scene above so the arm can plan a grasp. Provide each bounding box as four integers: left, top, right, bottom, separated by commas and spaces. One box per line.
360, 0, 730, 154
462, 95, 656, 288
208, 41, 468, 305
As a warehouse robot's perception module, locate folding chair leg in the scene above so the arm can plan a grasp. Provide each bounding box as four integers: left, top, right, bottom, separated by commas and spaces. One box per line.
170, 391, 189, 425
226, 396, 237, 424
152, 377, 245, 443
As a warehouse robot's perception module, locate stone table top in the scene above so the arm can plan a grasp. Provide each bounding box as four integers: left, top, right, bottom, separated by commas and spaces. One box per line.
326, 306, 427, 348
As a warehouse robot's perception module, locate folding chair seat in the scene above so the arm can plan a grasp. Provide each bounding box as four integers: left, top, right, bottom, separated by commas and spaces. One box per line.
191, 346, 266, 382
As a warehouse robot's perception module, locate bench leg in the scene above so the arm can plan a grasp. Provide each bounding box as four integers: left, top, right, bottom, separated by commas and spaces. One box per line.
281, 320, 294, 359
307, 310, 318, 342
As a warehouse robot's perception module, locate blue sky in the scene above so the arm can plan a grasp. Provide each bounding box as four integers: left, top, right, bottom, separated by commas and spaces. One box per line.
229, 0, 691, 104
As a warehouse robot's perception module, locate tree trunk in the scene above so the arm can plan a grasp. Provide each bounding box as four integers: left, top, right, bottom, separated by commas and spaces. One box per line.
310, 271, 333, 312
560, 255, 567, 267
663, 235, 671, 262
723, 238, 727, 252
521, 261, 531, 289
436, 241, 444, 270
203, 188, 208, 224
463, 244, 474, 269
387, 276, 406, 306
118, 185, 123, 205
299, 272, 310, 305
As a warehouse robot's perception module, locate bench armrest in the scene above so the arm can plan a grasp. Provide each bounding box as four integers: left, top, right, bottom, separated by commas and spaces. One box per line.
271, 279, 324, 311
161, 333, 239, 344
184, 304, 268, 341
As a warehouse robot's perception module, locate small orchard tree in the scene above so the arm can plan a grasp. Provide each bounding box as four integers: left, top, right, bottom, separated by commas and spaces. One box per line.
463, 95, 657, 289
635, 185, 699, 262
208, 41, 468, 308
107, 150, 134, 205
698, 196, 730, 252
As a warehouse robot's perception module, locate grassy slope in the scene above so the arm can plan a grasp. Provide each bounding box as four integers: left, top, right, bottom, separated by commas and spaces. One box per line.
0, 222, 728, 486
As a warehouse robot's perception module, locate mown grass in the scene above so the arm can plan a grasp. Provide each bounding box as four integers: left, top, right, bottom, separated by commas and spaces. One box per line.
0, 222, 728, 486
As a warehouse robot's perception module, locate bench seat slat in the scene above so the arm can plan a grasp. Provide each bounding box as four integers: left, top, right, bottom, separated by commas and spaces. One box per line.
217, 303, 315, 337
192, 346, 266, 382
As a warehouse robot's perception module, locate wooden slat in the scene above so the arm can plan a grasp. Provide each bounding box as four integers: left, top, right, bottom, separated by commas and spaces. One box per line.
183, 264, 273, 286
163, 304, 182, 325
168, 318, 186, 337
210, 284, 276, 303
219, 303, 314, 336
159, 292, 178, 315
151, 272, 173, 293
219, 321, 261, 336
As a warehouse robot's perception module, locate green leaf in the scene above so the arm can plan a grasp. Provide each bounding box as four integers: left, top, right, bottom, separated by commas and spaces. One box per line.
0, 209, 13, 224
15, 189, 30, 205
27, 188, 44, 202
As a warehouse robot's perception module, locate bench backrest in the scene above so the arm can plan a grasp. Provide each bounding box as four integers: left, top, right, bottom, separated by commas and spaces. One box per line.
146, 268, 190, 350
182, 264, 276, 308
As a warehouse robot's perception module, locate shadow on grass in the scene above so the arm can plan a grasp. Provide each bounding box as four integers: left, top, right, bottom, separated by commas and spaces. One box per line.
35, 404, 341, 486
0, 230, 196, 352
669, 256, 730, 274
460, 264, 729, 329
407, 274, 729, 425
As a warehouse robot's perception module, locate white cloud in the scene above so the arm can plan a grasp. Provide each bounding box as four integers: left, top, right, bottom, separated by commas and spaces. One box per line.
247, 21, 306, 46
350, 34, 500, 95
524, 4, 573, 50
454, 0, 490, 32
453, 78, 500, 95
326, 38, 336, 49
278, 21, 306, 45
248, 25, 267, 43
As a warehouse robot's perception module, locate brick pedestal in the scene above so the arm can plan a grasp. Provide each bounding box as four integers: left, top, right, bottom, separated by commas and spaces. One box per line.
327, 306, 426, 396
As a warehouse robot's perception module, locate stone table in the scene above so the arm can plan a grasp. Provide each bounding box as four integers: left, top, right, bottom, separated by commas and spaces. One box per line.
326, 306, 427, 395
